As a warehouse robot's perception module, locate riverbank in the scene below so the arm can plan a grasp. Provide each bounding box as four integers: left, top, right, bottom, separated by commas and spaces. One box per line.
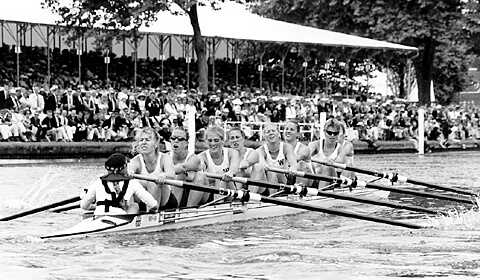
0, 138, 479, 160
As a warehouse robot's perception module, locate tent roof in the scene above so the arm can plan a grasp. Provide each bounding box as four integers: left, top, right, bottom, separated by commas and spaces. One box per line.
0, 0, 417, 52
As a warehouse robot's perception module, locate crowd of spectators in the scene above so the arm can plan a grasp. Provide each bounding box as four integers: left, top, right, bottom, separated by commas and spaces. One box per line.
0, 43, 479, 150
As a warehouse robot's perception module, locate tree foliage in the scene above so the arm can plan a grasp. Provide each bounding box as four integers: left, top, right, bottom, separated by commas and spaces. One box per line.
253, 0, 479, 105
42, 0, 224, 93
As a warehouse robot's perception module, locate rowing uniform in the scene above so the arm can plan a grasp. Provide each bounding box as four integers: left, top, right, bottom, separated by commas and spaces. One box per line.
311, 140, 340, 173
205, 148, 231, 174
263, 143, 287, 169
136, 153, 178, 209
81, 178, 157, 215
169, 151, 196, 180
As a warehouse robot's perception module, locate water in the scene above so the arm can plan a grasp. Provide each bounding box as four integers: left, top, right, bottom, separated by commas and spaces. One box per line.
1, 151, 480, 279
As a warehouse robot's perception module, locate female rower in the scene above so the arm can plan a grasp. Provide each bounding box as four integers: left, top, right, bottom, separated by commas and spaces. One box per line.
257, 123, 298, 192
198, 126, 240, 200
282, 120, 313, 186
308, 118, 349, 189
81, 153, 158, 215
129, 127, 176, 209
227, 127, 266, 193
169, 127, 210, 207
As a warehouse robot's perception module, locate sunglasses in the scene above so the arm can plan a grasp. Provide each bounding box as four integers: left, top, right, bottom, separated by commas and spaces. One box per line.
325, 130, 340, 136
170, 136, 187, 142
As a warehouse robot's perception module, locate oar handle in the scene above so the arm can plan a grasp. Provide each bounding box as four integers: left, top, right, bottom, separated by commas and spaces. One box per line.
311, 158, 347, 170
204, 172, 248, 184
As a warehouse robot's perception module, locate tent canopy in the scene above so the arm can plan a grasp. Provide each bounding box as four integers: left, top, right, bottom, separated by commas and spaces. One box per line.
0, 0, 417, 52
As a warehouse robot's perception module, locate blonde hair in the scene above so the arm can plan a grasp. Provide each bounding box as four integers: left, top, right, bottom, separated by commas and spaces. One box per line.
205, 126, 224, 141
131, 127, 161, 155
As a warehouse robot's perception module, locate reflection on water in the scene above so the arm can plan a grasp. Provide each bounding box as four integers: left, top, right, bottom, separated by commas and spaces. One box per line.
0, 151, 480, 279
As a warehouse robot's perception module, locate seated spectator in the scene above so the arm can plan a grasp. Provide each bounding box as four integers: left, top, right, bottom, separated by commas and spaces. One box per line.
40, 109, 61, 142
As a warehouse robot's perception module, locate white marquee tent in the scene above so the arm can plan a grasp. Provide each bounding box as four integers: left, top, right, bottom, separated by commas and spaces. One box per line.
0, 0, 417, 52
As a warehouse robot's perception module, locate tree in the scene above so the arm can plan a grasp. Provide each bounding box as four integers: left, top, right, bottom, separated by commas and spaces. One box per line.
253, 0, 478, 106
42, 0, 223, 94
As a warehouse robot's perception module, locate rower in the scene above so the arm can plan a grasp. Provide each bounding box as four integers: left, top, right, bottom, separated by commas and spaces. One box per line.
169, 127, 210, 207
256, 123, 298, 194
80, 153, 158, 215
198, 125, 240, 201
227, 127, 267, 194
128, 127, 176, 209
308, 118, 349, 189
338, 121, 355, 179
282, 120, 313, 187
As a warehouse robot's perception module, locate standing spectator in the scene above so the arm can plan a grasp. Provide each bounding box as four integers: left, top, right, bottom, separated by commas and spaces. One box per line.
145, 91, 161, 116
44, 89, 58, 114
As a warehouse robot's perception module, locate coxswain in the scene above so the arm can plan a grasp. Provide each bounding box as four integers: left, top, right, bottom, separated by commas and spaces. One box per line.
80, 153, 158, 215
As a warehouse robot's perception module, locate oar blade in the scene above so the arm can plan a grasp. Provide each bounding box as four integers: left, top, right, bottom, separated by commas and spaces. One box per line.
0, 197, 81, 221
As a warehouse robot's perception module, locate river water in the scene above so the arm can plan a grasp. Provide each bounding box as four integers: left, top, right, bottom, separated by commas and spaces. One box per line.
1, 151, 480, 279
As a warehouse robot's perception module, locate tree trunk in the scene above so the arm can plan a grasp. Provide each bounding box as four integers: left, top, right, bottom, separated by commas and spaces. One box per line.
414, 37, 436, 106
188, 4, 208, 94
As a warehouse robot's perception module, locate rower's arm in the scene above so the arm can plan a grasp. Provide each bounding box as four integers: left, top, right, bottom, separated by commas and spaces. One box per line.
335, 144, 351, 164
307, 141, 318, 157
161, 154, 176, 180
175, 154, 203, 174
127, 156, 140, 175
132, 182, 158, 211
297, 145, 311, 163
80, 183, 97, 210
284, 143, 298, 171
241, 150, 259, 169
227, 148, 240, 176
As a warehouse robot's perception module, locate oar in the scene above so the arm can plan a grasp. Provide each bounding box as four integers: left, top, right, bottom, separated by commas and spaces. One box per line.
0, 196, 81, 221
205, 172, 446, 216
313, 159, 477, 197
51, 202, 81, 213
134, 174, 423, 229
267, 167, 476, 205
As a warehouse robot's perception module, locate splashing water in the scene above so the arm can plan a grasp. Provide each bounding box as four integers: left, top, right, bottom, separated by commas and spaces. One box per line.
427, 197, 480, 230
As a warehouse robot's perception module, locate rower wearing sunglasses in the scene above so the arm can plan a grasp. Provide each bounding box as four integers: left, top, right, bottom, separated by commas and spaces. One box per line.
308, 118, 350, 189
169, 127, 210, 207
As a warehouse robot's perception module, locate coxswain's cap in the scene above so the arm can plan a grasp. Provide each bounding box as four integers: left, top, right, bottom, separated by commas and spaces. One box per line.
101, 153, 131, 181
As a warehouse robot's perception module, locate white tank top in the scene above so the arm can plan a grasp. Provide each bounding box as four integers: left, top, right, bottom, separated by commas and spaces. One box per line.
263, 143, 286, 168
169, 151, 196, 176
205, 148, 231, 174
293, 142, 301, 154
243, 148, 254, 160
138, 153, 164, 190
316, 140, 340, 161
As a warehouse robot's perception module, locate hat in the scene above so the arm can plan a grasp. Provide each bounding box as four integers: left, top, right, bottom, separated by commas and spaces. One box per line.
101, 153, 131, 181
137, 92, 146, 99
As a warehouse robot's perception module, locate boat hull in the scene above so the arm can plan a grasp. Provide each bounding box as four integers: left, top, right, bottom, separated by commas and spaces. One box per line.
41, 188, 385, 239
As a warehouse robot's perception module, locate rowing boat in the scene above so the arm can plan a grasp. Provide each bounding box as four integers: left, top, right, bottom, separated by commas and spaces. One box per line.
41, 187, 387, 239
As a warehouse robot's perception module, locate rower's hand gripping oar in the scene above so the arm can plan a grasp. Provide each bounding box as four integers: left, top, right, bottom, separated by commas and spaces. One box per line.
313, 159, 477, 197
204, 172, 446, 216
267, 166, 477, 206
134, 174, 424, 229
0, 196, 81, 221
